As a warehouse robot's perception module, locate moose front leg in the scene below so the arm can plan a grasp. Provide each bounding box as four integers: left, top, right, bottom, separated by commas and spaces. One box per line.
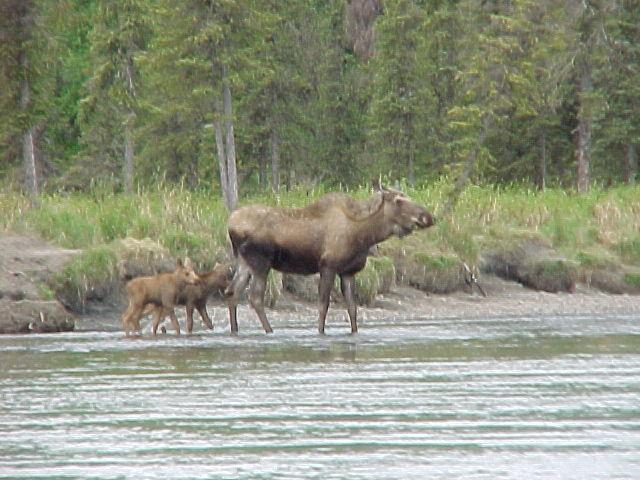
340, 273, 358, 334
185, 305, 195, 334
248, 271, 274, 334
318, 269, 336, 334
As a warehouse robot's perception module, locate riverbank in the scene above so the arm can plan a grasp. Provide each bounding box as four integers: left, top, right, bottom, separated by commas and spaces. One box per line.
1, 182, 639, 333
1, 232, 639, 334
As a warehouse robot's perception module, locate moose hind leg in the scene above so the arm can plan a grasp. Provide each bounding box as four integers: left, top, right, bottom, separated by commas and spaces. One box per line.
317, 269, 336, 335
225, 261, 251, 334
196, 303, 214, 330
248, 271, 273, 334
340, 274, 358, 334
151, 307, 165, 335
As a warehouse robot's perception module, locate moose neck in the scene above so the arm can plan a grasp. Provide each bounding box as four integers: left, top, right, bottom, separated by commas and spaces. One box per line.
351, 201, 395, 249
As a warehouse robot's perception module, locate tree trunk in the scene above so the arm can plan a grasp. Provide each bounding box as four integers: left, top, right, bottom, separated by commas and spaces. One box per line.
270, 129, 280, 192
576, 64, 592, 194
22, 127, 38, 196
537, 130, 546, 190
20, 50, 38, 197
122, 50, 136, 194
213, 99, 230, 209
404, 114, 414, 187
123, 119, 134, 193
222, 65, 238, 211
624, 143, 637, 185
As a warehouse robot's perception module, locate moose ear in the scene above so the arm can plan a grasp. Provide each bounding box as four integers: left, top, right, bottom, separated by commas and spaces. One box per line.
176, 258, 184, 268
372, 177, 382, 192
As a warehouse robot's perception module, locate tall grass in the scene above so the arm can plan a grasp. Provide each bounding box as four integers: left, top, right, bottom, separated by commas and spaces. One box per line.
1, 183, 639, 271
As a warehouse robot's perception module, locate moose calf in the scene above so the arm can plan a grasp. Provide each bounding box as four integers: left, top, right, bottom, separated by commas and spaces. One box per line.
147, 262, 234, 334
121, 257, 198, 336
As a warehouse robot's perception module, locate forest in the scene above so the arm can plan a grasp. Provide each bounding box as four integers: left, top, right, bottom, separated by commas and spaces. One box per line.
1, 0, 639, 207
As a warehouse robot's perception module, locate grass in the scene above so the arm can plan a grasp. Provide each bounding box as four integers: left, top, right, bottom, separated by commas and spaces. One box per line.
624, 272, 640, 288
1, 182, 639, 299
49, 245, 119, 312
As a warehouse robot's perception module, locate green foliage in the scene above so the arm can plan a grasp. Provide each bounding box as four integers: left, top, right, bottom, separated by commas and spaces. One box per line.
616, 237, 640, 264
411, 252, 459, 271
24, 205, 97, 249
623, 272, 640, 288
354, 263, 380, 306
2, 1, 639, 193
522, 259, 577, 293
50, 244, 119, 311
576, 251, 617, 270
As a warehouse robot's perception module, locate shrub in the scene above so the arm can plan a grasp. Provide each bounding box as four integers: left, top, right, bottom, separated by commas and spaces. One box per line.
50, 245, 119, 312
398, 252, 465, 294
520, 259, 577, 293
624, 272, 640, 289
616, 238, 640, 264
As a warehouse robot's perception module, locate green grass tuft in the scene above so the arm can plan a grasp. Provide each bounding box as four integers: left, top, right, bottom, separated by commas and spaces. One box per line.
49, 245, 119, 312
623, 272, 640, 288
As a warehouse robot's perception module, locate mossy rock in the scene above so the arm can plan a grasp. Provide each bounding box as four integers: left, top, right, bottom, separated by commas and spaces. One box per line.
624, 272, 640, 289
582, 268, 640, 294
482, 237, 576, 293
397, 252, 466, 294
519, 259, 577, 293
616, 237, 640, 265
51, 238, 182, 313
576, 250, 619, 270
50, 245, 120, 312
113, 237, 174, 280
0, 299, 75, 334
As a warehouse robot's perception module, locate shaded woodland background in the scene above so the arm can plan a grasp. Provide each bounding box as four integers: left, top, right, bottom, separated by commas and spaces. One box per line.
1, 0, 639, 207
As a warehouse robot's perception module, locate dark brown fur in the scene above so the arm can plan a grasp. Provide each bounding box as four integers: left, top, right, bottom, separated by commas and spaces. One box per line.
146, 263, 234, 333
225, 185, 434, 334
121, 258, 198, 336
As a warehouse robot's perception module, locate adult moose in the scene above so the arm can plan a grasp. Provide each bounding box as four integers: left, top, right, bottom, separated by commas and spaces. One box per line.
225, 183, 435, 334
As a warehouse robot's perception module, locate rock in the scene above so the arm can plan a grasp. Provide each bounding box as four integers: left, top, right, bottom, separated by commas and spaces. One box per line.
396, 252, 467, 294
0, 299, 74, 334
481, 237, 577, 293
113, 237, 174, 280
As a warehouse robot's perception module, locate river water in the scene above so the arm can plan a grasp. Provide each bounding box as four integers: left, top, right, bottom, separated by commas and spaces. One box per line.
1, 312, 639, 479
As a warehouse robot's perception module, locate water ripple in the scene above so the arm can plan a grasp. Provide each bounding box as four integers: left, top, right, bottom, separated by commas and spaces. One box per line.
1, 313, 639, 479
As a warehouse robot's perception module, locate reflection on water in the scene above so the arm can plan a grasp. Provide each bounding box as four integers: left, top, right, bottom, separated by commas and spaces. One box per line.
1, 314, 639, 479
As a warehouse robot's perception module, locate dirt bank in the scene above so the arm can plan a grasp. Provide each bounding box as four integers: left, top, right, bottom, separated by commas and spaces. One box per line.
1, 234, 639, 334
0, 235, 77, 333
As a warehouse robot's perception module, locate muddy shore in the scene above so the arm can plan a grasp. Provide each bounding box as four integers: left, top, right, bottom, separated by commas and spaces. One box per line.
73, 276, 640, 334
1, 234, 639, 334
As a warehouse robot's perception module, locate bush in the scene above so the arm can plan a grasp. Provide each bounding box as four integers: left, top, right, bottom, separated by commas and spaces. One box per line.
50, 245, 119, 312
353, 263, 380, 306
398, 252, 465, 294
367, 256, 396, 294
616, 237, 640, 264
624, 272, 640, 289
520, 259, 577, 293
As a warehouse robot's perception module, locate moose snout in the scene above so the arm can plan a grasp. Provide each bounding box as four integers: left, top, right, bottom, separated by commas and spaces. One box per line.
416, 212, 435, 228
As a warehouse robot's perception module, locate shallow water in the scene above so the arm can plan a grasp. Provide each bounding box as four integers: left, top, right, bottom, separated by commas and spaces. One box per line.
1, 313, 640, 479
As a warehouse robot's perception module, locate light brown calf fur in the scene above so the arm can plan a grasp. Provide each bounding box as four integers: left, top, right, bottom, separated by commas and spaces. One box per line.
146, 263, 234, 334
121, 258, 198, 336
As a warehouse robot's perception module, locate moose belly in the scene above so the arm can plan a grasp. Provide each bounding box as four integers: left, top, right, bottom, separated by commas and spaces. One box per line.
271, 247, 319, 275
